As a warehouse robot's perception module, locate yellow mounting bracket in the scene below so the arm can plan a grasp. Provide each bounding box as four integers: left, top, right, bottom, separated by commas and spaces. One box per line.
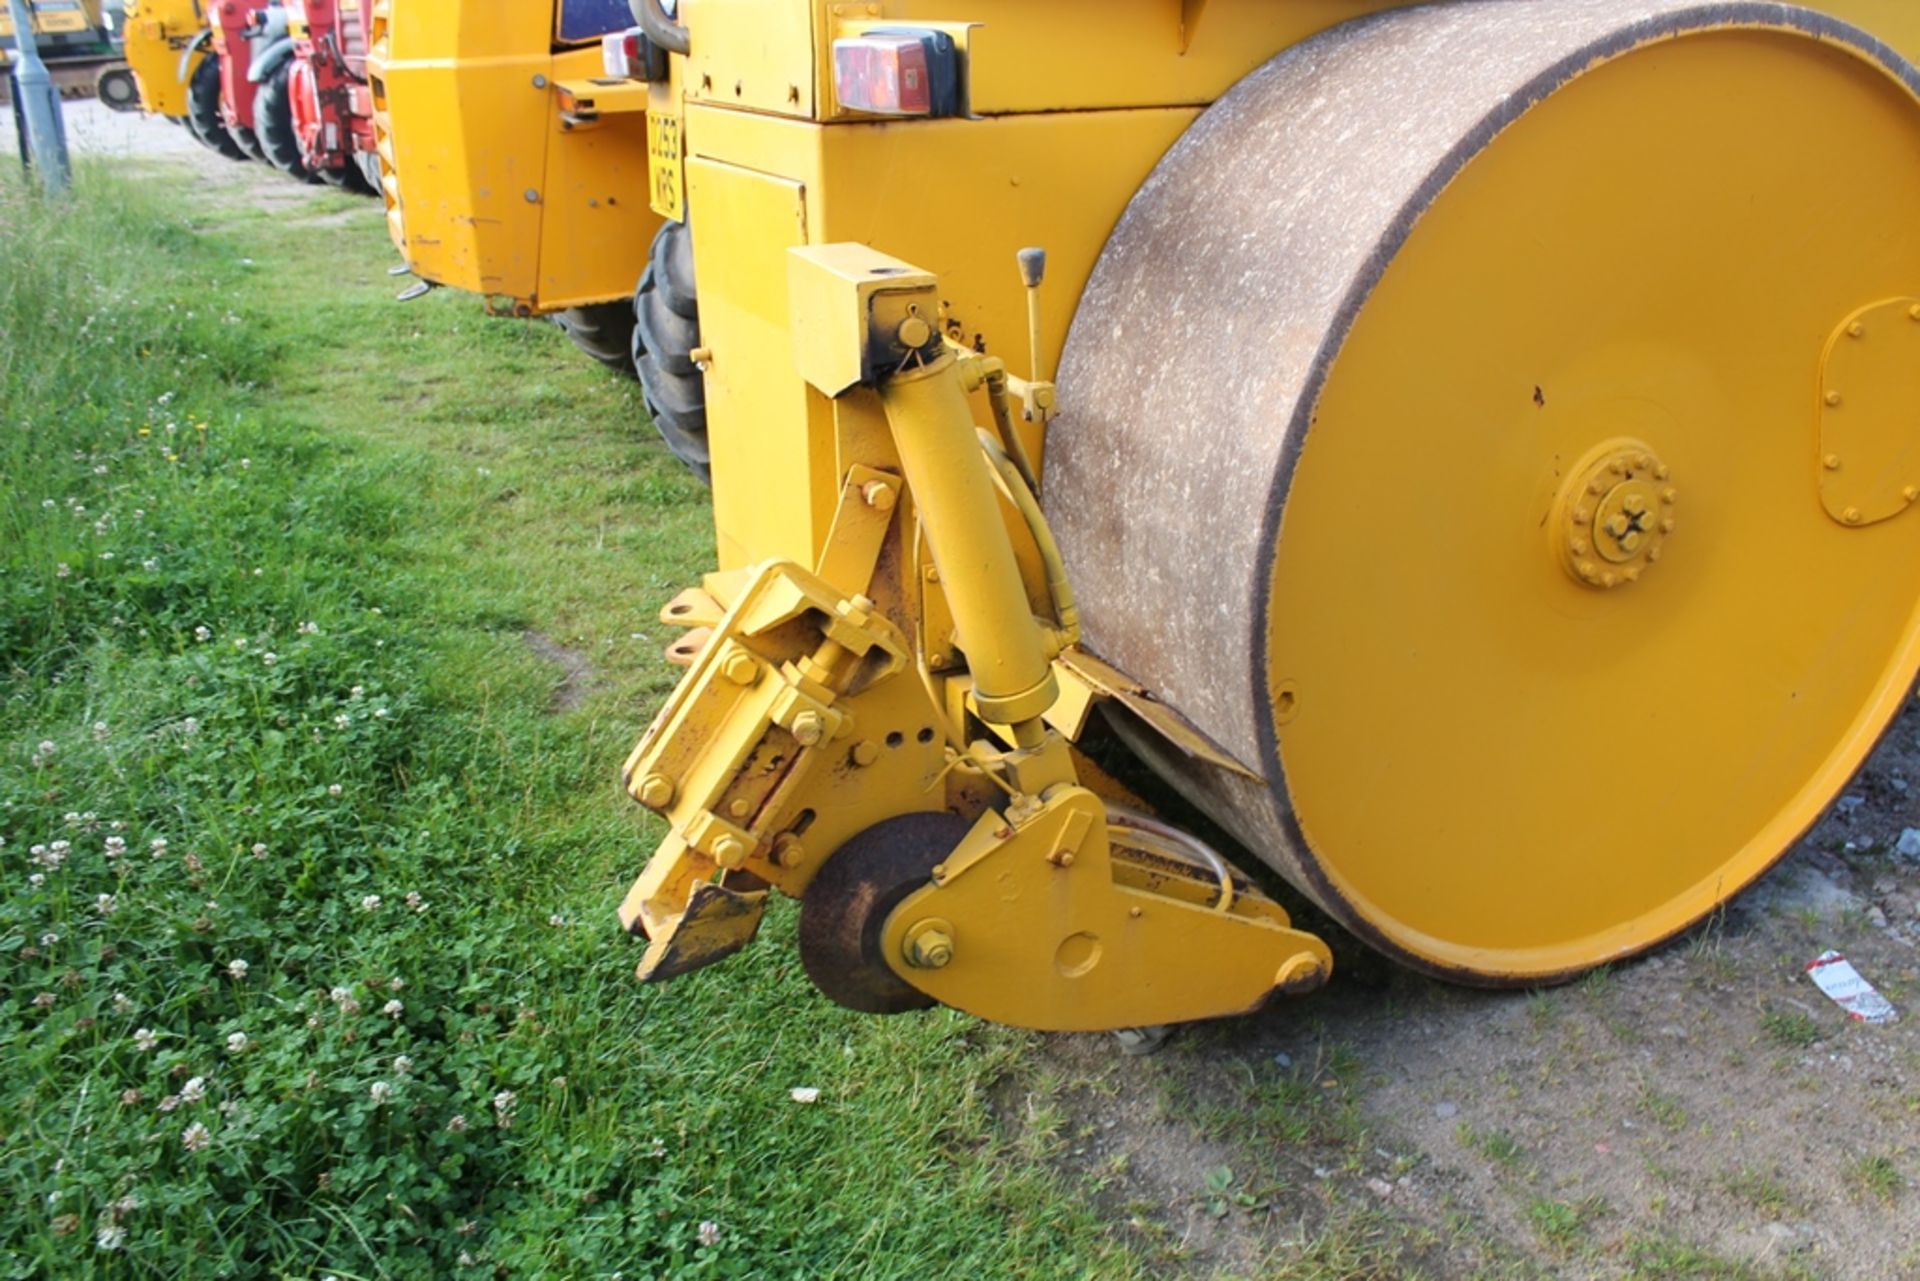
1818, 297, 1920, 527
618, 558, 951, 979
878, 787, 1332, 1032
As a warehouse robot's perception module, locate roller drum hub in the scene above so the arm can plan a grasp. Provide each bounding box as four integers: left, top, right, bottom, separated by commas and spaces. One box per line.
1048, 0, 1920, 982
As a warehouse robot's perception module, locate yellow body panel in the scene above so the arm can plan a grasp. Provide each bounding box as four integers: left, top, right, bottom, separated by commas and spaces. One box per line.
367, 6, 657, 311
119, 0, 204, 119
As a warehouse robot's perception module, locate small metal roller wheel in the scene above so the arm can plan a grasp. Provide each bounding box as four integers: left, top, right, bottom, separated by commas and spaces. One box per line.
798, 812, 970, 1014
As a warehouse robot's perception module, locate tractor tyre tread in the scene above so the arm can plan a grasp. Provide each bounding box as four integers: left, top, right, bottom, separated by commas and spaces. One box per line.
255, 62, 311, 181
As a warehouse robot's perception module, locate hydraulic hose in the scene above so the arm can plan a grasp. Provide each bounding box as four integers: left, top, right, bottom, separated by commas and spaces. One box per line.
629, 0, 690, 56
977, 428, 1080, 648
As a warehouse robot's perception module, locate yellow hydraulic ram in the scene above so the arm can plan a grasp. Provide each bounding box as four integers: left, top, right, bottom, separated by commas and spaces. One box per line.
618, 244, 1330, 1032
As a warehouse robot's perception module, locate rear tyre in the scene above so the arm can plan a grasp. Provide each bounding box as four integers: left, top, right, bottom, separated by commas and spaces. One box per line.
229, 124, 265, 162
255, 62, 313, 181
185, 54, 247, 160
553, 303, 638, 378
96, 67, 139, 112
632, 218, 710, 482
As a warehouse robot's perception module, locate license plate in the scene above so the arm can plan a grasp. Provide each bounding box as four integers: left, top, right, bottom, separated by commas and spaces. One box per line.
647, 109, 684, 222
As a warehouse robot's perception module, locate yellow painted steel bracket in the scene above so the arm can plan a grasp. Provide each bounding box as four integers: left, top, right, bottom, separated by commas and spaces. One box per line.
616, 242, 1330, 1030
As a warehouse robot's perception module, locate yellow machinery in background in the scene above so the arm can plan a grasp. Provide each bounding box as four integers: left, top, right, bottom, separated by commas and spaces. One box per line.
383, 0, 1920, 1036
119, 0, 204, 119
1, 0, 138, 106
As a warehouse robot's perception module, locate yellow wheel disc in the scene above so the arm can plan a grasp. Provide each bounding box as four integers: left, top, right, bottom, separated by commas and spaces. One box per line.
1051, 2, 1920, 983
1280, 26, 1920, 978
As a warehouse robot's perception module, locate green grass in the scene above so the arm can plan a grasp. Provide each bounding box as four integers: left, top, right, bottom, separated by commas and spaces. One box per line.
1846, 1152, 1905, 1203
1759, 1009, 1822, 1050
0, 165, 1139, 1277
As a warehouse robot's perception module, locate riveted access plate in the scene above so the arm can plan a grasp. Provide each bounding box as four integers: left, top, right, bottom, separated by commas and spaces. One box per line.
1819, 297, 1920, 527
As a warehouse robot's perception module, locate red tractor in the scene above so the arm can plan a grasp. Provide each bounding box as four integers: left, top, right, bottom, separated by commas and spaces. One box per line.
183, 0, 272, 162
277, 0, 377, 192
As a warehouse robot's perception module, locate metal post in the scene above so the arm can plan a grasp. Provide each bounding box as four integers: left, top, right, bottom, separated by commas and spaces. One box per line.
5, 0, 71, 193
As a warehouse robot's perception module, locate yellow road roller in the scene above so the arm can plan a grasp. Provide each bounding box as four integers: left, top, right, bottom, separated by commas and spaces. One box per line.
389, 0, 1920, 1033
119, 0, 208, 120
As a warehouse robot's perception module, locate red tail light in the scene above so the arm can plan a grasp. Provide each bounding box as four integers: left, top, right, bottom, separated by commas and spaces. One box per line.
832, 29, 961, 117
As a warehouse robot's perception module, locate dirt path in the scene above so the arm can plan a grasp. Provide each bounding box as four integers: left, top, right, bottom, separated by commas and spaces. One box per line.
1029, 710, 1920, 1278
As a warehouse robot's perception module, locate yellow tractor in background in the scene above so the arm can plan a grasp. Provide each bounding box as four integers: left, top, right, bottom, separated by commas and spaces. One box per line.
1, 0, 138, 107
375, 0, 1920, 1039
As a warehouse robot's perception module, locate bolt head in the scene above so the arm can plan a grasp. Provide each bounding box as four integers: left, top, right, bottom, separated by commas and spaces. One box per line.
1622, 494, 1649, 517
1605, 515, 1631, 538
791, 711, 826, 747
1571, 539, 1590, 556
1621, 532, 1642, 552
905, 923, 954, 970
1660, 518, 1677, 534
896, 316, 933, 349
1662, 489, 1678, 506
1655, 465, 1671, 481
861, 480, 896, 511
1848, 321, 1866, 339
637, 774, 675, 810
721, 651, 760, 686
1824, 454, 1843, 471
850, 739, 880, 767
1574, 507, 1593, 524
1826, 391, 1844, 407
773, 836, 806, 868
1844, 507, 1864, 525
712, 836, 748, 869
727, 798, 751, 819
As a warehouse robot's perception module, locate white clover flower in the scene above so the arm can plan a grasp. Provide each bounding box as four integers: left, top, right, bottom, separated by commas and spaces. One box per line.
194, 625, 211, 642
181, 717, 199, 736
95, 893, 117, 916
349, 685, 365, 699
298, 621, 319, 635
393, 1055, 414, 1076
104, 836, 126, 858
360, 894, 381, 912
37, 740, 56, 757
232, 637, 247, 651
113, 992, 133, 1014
369, 1080, 392, 1105
180, 1077, 206, 1105
28, 873, 45, 889
492, 1090, 516, 1114
382, 999, 404, 1020
697, 1221, 721, 1248
329, 985, 354, 1005
134, 1027, 158, 1051
548, 914, 565, 928
181, 1122, 210, 1152
32, 992, 55, 1009
55, 564, 70, 579
329, 785, 344, 798
149, 837, 168, 855
226, 1032, 249, 1054
96, 1225, 127, 1251
239, 458, 250, 470
92, 722, 110, 741
373, 707, 389, 719
226, 959, 249, 981
447, 1114, 468, 1133
250, 843, 267, 859
261, 652, 277, 667
405, 892, 426, 913
334, 714, 350, 729
40, 932, 59, 948
142, 559, 158, 572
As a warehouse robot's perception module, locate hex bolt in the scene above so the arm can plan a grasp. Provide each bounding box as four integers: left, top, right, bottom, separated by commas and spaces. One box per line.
1848, 321, 1866, 339
1605, 515, 1631, 538
850, 739, 880, 767
727, 798, 751, 819
861, 480, 896, 511
923, 565, 940, 583
1571, 539, 1591, 556
1824, 454, 1844, 471
1844, 507, 1864, 525
791, 710, 826, 746
722, 651, 760, 686
1621, 532, 1642, 552
637, 774, 675, 810
904, 921, 954, 969
1622, 494, 1649, 517
712, 836, 748, 869
1826, 390, 1844, 407
1574, 507, 1593, 524
1662, 488, 1679, 506
1655, 465, 1671, 481
772, 835, 806, 868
